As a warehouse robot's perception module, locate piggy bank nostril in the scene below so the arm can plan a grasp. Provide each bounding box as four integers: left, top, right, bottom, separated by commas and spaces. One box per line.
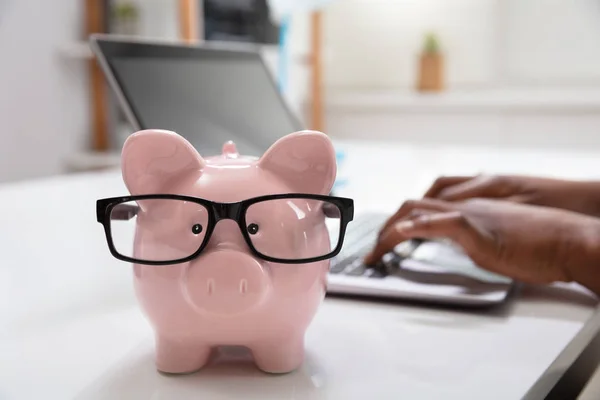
207, 279, 215, 295
239, 279, 248, 295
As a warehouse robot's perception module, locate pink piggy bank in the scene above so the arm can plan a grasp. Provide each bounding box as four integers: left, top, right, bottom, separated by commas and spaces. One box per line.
96, 129, 354, 374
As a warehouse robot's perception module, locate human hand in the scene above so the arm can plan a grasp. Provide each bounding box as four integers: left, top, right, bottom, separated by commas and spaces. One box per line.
420, 175, 600, 218
364, 198, 600, 291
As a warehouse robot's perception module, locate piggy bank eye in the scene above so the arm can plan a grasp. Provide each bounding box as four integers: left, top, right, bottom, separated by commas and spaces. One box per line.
191, 224, 203, 235
247, 223, 259, 235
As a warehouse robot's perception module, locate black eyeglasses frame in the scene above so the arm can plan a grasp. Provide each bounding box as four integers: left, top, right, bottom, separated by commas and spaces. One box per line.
96, 193, 354, 266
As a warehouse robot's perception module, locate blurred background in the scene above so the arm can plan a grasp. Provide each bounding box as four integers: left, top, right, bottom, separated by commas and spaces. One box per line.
1, 0, 600, 183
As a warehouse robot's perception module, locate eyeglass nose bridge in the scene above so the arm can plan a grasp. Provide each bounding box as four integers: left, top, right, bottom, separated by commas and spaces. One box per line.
212, 202, 244, 222
207, 202, 250, 251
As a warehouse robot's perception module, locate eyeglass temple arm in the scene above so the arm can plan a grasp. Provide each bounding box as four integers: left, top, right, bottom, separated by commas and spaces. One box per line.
110, 203, 140, 220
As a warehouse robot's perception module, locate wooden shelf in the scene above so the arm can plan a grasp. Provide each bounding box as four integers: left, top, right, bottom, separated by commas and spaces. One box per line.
64, 151, 121, 173
323, 87, 600, 113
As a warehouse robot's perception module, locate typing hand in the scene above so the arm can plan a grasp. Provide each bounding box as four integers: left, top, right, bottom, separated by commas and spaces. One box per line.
420, 175, 600, 218
364, 198, 600, 290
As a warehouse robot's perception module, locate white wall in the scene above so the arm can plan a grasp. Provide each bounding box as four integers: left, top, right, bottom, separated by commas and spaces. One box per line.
499, 0, 600, 84
284, 0, 600, 91
0, 1, 90, 183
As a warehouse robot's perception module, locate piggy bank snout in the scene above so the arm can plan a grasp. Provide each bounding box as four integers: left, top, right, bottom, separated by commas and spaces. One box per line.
183, 250, 270, 315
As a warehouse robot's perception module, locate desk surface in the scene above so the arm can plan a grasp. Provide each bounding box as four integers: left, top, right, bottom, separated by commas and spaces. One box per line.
1, 139, 599, 399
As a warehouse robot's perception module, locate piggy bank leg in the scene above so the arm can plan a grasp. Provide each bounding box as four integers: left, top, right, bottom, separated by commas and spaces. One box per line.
155, 336, 212, 374
251, 335, 305, 374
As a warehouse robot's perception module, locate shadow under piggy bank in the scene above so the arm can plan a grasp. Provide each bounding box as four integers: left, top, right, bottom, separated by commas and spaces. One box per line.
74, 338, 328, 400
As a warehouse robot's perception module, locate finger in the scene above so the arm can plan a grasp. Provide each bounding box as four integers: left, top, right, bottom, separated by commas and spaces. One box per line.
423, 176, 473, 198
378, 198, 455, 238
365, 211, 477, 265
382, 208, 437, 236
406, 208, 436, 219
437, 175, 507, 201
506, 193, 533, 205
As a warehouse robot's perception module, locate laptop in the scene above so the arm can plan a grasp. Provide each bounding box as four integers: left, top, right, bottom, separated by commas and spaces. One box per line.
90, 34, 515, 308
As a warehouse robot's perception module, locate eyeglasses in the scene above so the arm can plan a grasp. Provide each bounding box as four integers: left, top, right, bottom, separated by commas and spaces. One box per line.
96, 193, 354, 265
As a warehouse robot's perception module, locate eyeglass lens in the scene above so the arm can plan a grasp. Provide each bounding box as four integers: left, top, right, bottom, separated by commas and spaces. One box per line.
110, 199, 210, 262
245, 198, 341, 260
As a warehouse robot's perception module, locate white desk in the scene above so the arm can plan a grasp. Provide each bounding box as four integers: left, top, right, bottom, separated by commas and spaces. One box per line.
1, 139, 600, 399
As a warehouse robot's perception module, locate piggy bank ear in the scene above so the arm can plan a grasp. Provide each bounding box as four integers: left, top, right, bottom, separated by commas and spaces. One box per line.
121, 129, 205, 195
259, 130, 336, 194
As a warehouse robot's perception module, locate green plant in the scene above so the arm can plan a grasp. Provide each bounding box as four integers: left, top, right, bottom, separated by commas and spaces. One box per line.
423, 32, 441, 54
112, 2, 139, 20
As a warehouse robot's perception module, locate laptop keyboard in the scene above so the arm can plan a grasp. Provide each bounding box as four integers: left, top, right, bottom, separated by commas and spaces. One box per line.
329, 212, 513, 285
329, 212, 390, 278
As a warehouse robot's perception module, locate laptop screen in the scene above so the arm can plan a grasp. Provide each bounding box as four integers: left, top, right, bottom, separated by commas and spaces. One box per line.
93, 38, 302, 157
